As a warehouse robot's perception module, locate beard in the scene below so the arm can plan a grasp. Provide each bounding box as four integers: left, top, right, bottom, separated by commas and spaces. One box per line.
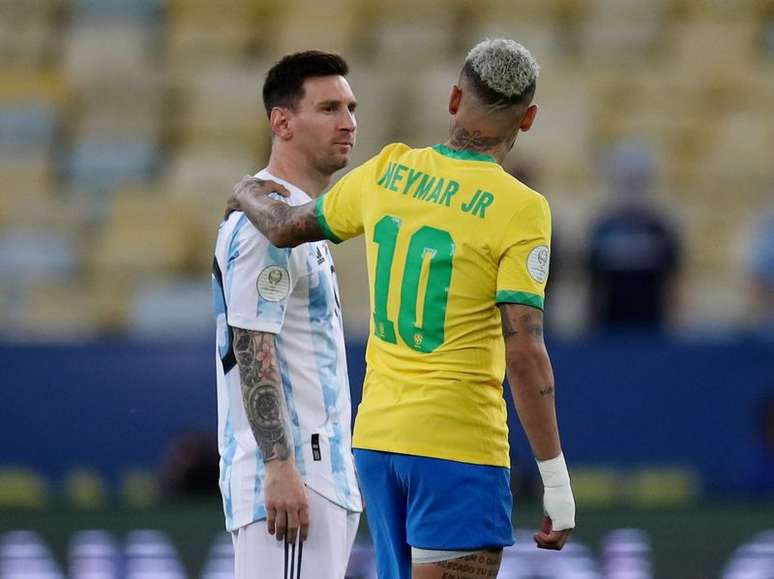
316, 151, 350, 176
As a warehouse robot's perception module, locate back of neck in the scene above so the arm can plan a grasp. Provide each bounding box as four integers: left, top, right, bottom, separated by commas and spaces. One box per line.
445, 125, 508, 164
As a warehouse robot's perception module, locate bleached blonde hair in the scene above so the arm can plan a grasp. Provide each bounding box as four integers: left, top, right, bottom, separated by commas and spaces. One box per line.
465, 38, 539, 101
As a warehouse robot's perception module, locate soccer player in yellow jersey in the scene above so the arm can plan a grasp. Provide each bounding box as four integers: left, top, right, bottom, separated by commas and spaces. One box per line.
228, 38, 575, 579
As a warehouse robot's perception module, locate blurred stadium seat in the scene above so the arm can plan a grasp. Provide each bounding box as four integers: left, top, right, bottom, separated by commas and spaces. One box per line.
124, 530, 186, 579
0, 103, 57, 156
199, 534, 233, 579
0, 470, 47, 509
567, 466, 619, 507
601, 529, 653, 579
0, 228, 76, 285
127, 279, 213, 338
65, 469, 108, 510
121, 471, 160, 509
0, 531, 63, 579
721, 530, 774, 579
62, 137, 159, 196
0, 1, 64, 72
72, 0, 163, 23
69, 530, 121, 579
627, 466, 700, 507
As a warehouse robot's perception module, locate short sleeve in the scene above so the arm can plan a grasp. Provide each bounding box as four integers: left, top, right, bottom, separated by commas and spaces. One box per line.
315, 155, 381, 243
495, 194, 553, 310
226, 223, 299, 334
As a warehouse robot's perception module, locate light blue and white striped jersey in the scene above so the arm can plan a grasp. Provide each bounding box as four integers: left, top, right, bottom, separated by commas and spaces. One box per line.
212, 169, 362, 532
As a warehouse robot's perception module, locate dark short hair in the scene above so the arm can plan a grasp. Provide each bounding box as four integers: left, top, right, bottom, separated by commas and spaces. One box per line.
262, 50, 349, 117
461, 60, 535, 111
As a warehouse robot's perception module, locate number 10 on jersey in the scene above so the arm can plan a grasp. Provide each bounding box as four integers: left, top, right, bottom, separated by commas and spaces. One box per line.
372, 215, 455, 353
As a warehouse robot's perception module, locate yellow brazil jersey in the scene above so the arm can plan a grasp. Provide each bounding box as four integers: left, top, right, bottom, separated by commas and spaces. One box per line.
315, 143, 552, 468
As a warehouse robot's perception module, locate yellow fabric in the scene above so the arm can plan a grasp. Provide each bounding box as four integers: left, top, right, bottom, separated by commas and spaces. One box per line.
318, 143, 552, 467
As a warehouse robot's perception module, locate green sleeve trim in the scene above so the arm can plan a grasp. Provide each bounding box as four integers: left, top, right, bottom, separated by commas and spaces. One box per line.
314, 195, 343, 244
495, 290, 544, 310
432, 144, 497, 163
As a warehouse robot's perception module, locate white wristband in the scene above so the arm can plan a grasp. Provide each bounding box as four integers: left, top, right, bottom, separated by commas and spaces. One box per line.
537, 452, 571, 488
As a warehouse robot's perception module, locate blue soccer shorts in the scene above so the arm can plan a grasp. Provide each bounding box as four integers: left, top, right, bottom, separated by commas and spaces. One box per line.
353, 449, 514, 579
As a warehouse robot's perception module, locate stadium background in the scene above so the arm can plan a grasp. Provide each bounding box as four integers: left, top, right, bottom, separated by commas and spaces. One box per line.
0, 0, 772, 577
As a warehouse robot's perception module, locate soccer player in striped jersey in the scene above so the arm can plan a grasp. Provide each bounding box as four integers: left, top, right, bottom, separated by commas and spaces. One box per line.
212, 51, 362, 579
227, 39, 576, 579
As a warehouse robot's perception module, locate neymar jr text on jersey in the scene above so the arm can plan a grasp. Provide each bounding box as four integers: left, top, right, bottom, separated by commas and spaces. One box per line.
376, 161, 495, 219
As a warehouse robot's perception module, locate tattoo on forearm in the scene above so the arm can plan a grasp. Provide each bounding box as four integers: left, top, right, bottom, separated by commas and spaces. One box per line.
539, 386, 555, 397
287, 204, 324, 243
435, 551, 501, 578
241, 179, 323, 245
233, 328, 291, 462
449, 127, 505, 152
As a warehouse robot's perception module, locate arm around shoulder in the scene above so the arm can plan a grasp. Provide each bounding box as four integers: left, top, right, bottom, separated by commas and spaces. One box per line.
230, 176, 326, 248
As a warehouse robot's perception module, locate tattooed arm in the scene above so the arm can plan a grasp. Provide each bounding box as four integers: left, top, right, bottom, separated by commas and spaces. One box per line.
234, 328, 293, 460
499, 304, 560, 461
227, 176, 324, 248
233, 327, 310, 542
499, 303, 575, 549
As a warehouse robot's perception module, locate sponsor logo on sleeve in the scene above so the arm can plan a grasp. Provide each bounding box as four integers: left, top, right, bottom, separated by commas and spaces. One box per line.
256, 265, 290, 302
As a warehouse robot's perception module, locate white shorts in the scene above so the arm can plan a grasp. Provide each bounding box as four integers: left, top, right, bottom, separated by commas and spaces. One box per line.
231, 488, 360, 579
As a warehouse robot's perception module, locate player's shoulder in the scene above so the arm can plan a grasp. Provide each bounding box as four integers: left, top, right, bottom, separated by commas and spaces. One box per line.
495, 171, 550, 216
219, 211, 272, 249
369, 142, 410, 165
377, 142, 412, 158
353, 142, 413, 179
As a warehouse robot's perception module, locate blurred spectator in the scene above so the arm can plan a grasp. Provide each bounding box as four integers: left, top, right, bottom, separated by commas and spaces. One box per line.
748, 207, 774, 339
586, 142, 682, 333
739, 397, 774, 497
159, 431, 219, 498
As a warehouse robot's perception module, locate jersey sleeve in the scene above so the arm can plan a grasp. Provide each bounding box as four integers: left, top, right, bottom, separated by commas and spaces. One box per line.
496, 194, 553, 310
315, 154, 382, 243
226, 223, 300, 334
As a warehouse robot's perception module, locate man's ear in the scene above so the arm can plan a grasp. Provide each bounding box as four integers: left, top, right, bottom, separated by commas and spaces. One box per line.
448, 85, 462, 115
270, 107, 293, 140
519, 104, 538, 132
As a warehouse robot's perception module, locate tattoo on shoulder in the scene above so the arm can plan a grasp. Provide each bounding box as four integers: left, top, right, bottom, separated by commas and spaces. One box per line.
233, 328, 291, 462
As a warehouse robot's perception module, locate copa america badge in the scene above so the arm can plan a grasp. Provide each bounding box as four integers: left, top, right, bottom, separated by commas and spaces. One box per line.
256, 265, 291, 302
526, 245, 550, 283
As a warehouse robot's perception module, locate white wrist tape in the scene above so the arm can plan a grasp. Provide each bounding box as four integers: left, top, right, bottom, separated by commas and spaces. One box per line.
537, 452, 571, 487
537, 452, 575, 531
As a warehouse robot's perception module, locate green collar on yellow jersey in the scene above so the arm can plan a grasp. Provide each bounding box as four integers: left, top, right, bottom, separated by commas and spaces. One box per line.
432, 144, 497, 164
